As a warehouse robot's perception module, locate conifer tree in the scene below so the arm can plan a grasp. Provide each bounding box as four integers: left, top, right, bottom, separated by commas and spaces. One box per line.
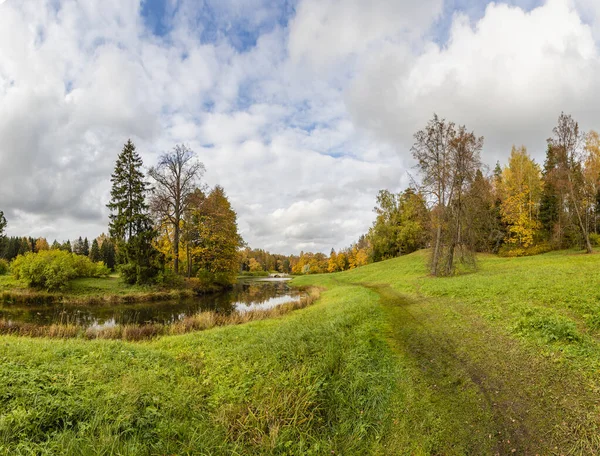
90, 239, 101, 262
100, 239, 116, 271
0, 211, 6, 238
107, 140, 160, 283
83, 237, 90, 257
107, 140, 152, 244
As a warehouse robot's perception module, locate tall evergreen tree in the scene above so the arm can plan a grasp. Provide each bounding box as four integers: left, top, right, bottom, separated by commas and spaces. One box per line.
108, 140, 152, 243
89, 239, 100, 262
83, 237, 90, 257
100, 239, 116, 271
107, 140, 160, 283
0, 211, 6, 238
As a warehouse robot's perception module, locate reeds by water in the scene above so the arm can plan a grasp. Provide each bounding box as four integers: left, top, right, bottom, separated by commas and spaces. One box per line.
0, 287, 321, 341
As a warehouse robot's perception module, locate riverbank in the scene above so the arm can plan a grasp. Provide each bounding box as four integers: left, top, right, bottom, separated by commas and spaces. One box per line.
0, 287, 320, 341
0, 274, 224, 305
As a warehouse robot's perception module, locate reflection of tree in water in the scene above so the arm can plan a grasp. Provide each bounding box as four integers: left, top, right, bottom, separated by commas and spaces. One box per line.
0, 280, 301, 327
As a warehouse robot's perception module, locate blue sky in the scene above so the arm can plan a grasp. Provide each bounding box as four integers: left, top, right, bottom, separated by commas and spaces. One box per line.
1, 0, 600, 253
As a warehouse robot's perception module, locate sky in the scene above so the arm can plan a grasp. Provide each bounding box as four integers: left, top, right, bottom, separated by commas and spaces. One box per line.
1, 0, 600, 254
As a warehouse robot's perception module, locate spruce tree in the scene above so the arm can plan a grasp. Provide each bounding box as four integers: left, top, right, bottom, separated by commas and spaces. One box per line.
107, 140, 151, 243
100, 239, 116, 271
0, 211, 6, 238
107, 140, 160, 283
83, 237, 90, 257
90, 239, 101, 262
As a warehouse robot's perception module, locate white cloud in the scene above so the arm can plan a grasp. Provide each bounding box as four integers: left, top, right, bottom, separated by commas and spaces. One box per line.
288, 0, 443, 69
348, 0, 600, 166
4, 0, 600, 254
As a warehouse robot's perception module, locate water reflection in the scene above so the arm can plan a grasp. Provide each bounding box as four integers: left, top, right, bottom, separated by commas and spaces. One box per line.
0, 279, 303, 328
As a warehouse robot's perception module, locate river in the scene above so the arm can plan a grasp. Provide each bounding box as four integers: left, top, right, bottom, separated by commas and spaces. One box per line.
0, 278, 303, 328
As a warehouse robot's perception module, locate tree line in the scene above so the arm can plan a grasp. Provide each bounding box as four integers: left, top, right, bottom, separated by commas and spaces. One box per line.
366, 112, 600, 276
0, 140, 242, 287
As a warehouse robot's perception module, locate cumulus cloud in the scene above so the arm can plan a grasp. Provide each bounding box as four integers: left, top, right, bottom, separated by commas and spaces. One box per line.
3, 0, 600, 254
348, 0, 600, 165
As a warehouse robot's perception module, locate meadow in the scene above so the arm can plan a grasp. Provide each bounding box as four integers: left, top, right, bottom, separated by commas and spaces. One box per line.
2, 250, 600, 454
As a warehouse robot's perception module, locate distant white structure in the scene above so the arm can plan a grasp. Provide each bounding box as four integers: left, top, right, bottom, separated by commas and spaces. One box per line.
269, 272, 290, 278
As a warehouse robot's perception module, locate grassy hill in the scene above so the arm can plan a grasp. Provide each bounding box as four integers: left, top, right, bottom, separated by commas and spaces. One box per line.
2, 250, 600, 454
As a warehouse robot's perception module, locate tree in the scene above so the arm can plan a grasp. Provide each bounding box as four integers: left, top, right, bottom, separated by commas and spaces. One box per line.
368, 188, 429, 262
61, 240, 72, 253
547, 113, 592, 253
411, 115, 456, 275
51, 240, 61, 250
83, 238, 90, 257
149, 144, 206, 275
499, 146, 542, 249
35, 238, 50, 251
107, 140, 159, 283
100, 238, 116, 271
248, 258, 263, 272
464, 170, 503, 252
189, 186, 243, 284
0, 211, 6, 238
90, 239, 101, 263
73, 237, 84, 255
412, 115, 483, 275
327, 249, 340, 273
583, 130, 600, 234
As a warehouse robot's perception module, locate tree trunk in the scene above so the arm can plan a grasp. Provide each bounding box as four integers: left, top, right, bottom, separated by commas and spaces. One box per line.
432, 221, 442, 276
173, 221, 180, 274
568, 176, 593, 253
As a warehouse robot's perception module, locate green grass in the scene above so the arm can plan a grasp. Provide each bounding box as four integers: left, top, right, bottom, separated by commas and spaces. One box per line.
3, 250, 600, 454
0, 279, 398, 454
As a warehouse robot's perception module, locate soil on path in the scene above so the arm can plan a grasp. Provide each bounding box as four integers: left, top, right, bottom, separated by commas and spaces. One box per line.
364, 283, 599, 455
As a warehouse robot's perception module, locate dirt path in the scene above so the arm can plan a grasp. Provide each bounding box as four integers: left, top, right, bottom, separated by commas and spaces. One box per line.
363, 283, 600, 455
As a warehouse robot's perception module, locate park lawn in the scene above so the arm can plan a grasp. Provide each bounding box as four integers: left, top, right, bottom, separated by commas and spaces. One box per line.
0, 275, 399, 455
2, 249, 600, 454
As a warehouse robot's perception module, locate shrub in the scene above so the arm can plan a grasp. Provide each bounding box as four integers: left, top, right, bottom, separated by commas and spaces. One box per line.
0, 259, 8, 275
11, 250, 109, 291
498, 242, 552, 257
589, 233, 600, 247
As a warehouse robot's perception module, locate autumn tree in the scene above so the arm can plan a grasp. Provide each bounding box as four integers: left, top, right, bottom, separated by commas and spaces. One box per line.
583, 130, 600, 235
149, 144, 205, 275
188, 186, 243, 284
499, 146, 542, 250
547, 113, 593, 253
411, 115, 456, 275
412, 115, 483, 275
35, 238, 50, 251
327, 249, 339, 273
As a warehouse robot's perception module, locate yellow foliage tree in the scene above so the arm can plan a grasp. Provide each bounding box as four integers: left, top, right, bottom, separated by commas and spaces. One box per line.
35, 238, 50, 251
500, 146, 542, 248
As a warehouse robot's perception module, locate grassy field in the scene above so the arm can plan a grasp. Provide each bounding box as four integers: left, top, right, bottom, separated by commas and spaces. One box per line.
1, 250, 600, 454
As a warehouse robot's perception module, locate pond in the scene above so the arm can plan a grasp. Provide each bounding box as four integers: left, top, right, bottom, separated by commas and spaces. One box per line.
0, 279, 303, 328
